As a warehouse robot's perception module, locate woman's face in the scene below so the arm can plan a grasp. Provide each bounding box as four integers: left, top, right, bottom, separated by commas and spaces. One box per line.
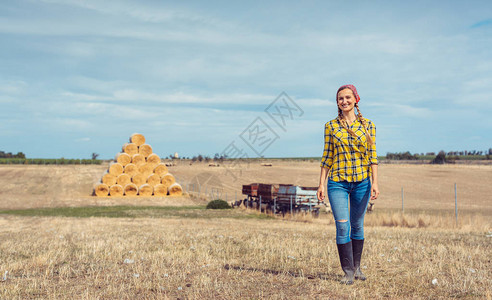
337, 88, 356, 113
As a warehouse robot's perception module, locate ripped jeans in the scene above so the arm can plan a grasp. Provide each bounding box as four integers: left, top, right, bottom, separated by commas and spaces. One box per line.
327, 178, 371, 244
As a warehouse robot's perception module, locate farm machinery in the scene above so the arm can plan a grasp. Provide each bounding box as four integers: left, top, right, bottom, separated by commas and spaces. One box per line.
238, 183, 328, 217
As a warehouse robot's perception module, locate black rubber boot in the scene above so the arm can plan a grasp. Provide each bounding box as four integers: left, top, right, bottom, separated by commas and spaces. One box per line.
352, 239, 366, 281
337, 241, 355, 285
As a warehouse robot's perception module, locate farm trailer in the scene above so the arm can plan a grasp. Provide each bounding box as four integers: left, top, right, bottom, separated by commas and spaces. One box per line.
238, 183, 328, 217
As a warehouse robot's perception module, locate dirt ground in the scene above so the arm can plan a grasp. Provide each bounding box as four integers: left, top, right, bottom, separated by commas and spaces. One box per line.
0, 161, 491, 215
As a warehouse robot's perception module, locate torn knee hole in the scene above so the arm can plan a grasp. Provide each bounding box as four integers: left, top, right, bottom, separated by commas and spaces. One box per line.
337, 219, 348, 223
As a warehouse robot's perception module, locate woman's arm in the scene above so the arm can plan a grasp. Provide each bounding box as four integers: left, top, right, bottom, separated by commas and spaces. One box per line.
317, 166, 329, 201
318, 122, 333, 202
368, 120, 379, 200
370, 164, 379, 200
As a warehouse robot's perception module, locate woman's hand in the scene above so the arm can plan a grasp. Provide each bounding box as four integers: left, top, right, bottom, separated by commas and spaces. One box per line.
317, 185, 325, 202
370, 182, 380, 200
318, 167, 328, 202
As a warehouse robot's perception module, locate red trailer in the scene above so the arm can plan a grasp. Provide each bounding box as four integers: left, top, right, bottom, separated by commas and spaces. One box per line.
241, 183, 326, 217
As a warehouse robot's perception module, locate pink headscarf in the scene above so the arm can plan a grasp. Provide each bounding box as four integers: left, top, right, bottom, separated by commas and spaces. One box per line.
337, 84, 360, 103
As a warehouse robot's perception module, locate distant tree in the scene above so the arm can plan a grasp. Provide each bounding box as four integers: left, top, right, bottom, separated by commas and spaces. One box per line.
431, 151, 447, 164
385, 151, 418, 160
489, 148, 492, 155
197, 154, 203, 162
213, 153, 225, 163
0, 151, 26, 158
91, 153, 99, 160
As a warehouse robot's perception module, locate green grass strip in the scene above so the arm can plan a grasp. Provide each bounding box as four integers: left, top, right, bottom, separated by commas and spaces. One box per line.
0, 206, 204, 218
0, 205, 274, 220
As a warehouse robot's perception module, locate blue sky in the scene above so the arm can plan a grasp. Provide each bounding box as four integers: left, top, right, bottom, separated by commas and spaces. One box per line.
1, 0, 491, 159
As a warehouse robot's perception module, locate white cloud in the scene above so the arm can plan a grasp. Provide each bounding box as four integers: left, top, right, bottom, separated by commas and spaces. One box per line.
391, 104, 431, 118
75, 137, 90, 142
0, 80, 28, 94
42, 118, 93, 130
62, 88, 274, 106
295, 98, 335, 107
39, 0, 195, 24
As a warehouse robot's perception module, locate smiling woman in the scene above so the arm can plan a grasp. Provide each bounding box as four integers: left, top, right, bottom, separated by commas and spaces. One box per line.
317, 84, 379, 285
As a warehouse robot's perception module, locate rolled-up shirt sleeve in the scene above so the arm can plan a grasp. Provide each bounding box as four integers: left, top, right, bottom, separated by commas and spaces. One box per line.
368, 121, 378, 165
320, 122, 334, 169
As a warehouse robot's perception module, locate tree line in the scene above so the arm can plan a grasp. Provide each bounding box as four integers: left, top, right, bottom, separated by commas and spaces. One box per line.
0, 151, 26, 159
190, 153, 228, 163
385, 149, 492, 164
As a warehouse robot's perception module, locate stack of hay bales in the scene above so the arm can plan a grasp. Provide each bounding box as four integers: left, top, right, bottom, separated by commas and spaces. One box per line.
94, 133, 183, 197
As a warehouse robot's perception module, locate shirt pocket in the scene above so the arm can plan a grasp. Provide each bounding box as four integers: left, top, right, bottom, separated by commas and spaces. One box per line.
354, 131, 368, 149
333, 129, 345, 144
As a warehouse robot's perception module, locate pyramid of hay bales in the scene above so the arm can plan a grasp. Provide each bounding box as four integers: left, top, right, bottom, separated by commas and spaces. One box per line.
94, 133, 183, 197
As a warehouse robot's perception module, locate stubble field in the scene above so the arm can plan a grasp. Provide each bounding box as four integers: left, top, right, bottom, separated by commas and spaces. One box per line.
0, 161, 490, 299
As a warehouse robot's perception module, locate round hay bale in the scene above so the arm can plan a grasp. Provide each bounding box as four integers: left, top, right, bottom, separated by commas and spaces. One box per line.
132, 173, 147, 186
102, 172, 117, 186
124, 183, 138, 196
94, 183, 109, 197
123, 163, 138, 176
109, 184, 124, 197
115, 152, 131, 166
168, 183, 183, 196
147, 173, 161, 187
138, 162, 154, 176
161, 173, 176, 188
154, 163, 168, 177
108, 162, 124, 176
117, 173, 131, 186
130, 133, 146, 146
138, 144, 153, 158
146, 153, 161, 166
122, 143, 138, 156
139, 184, 153, 196
132, 153, 145, 166
153, 184, 168, 196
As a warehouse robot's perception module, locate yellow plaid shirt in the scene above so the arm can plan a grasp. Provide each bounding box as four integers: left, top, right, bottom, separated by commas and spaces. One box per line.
320, 117, 378, 182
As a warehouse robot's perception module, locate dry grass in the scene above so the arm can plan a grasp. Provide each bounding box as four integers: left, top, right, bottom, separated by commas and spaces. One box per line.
0, 163, 491, 299
245, 206, 491, 232
363, 209, 491, 232
0, 211, 490, 299
1, 162, 491, 215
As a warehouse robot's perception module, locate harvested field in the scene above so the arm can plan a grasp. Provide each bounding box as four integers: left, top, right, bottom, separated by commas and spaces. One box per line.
0, 161, 491, 299
0, 214, 490, 299
0, 161, 491, 215
0, 165, 197, 209
173, 161, 492, 216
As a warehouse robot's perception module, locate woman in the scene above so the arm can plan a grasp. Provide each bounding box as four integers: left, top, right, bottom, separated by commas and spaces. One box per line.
317, 84, 379, 285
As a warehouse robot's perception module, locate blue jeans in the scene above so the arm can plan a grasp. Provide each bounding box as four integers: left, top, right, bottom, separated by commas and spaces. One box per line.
327, 178, 371, 244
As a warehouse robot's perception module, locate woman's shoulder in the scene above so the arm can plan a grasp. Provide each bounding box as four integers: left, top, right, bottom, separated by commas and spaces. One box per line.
325, 118, 340, 127
361, 117, 375, 127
